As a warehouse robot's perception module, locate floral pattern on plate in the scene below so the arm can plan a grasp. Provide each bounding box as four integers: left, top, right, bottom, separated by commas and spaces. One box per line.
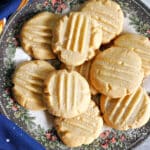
0, 0, 150, 149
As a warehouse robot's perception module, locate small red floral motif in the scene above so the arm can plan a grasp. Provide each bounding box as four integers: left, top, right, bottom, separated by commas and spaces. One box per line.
12, 105, 18, 111
104, 130, 110, 136
100, 130, 110, 138
146, 29, 150, 34
14, 40, 18, 46
101, 143, 108, 149
5, 88, 10, 94
51, 136, 57, 141
120, 135, 125, 141
56, 3, 67, 12
44, 1, 49, 6
100, 132, 106, 138
15, 34, 20, 39
56, 5, 61, 12
110, 137, 116, 143
10, 98, 14, 102
12, 37, 18, 46
45, 132, 57, 141
60, 3, 67, 9
45, 133, 51, 140
51, 0, 58, 6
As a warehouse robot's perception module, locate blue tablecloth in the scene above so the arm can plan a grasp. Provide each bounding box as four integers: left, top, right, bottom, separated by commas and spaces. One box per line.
0, 1, 45, 149
0, 114, 45, 150
0, 0, 21, 19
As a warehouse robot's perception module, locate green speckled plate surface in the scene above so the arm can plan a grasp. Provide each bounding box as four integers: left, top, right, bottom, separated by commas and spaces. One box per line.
0, 0, 150, 149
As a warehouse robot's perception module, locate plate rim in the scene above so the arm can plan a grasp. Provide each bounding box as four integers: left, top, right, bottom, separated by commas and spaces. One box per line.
0, 0, 150, 149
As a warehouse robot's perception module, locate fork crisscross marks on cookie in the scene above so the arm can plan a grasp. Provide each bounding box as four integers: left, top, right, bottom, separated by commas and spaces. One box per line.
54, 101, 103, 147
53, 12, 102, 66
12, 60, 55, 110
21, 12, 60, 59
55, 13, 90, 53
56, 71, 74, 111
90, 47, 144, 98
63, 13, 90, 53
114, 33, 150, 76
44, 70, 91, 118
81, 0, 123, 44
100, 87, 150, 130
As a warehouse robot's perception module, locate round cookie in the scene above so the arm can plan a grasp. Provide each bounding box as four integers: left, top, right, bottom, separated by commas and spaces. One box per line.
21, 12, 60, 59
90, 46, 144, 98
114, 33, 150, 76
54, 101, 103, 147
60, 60, 98, 95
52, 12, 102, 66
100, 87, 150, 130
81, 0, 124, 44
12, 60, 55, 110
75, 60, 98, 95
44, 69, 91, 118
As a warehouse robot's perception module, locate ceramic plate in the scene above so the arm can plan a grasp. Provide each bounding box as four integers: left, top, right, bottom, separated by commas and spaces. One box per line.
0, 0, 150, 149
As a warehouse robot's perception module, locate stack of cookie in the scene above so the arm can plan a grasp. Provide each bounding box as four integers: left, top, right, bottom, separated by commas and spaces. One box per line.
12, 0, 150, 148
92, 33, 150, 131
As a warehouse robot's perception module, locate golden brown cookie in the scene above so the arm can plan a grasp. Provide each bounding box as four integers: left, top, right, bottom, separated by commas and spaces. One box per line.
21, 12, 60, 59
60, 60, 98, 95
12, 60, 55, 110
54, 101, 103, 147
81, 0, 124, 44
75, 60, 98, 95
90, 46, 144, 98
44, 69, 91, 118
100, 87, 150, 130
52, 12, 102, 66
114, 33, 150, 76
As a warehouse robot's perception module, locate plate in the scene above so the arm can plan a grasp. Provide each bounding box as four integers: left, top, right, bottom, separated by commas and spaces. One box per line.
0, 0, 150, 149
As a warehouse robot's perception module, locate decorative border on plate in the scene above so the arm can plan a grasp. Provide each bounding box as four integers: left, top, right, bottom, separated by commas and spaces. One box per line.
0, 0, 150, 149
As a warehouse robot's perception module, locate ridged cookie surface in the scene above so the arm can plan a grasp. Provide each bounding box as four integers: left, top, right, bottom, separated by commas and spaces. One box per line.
21, 12, 60, 59
52, 12, 102, 66
44, 70, 91, 118
90, 47, 144, 98
12, 60, 55, 110
81, 0, 124, 44
114, 33, 150, 76
100, 87, 150, 130
54, 101, 103, 147
75, 60, 98, 95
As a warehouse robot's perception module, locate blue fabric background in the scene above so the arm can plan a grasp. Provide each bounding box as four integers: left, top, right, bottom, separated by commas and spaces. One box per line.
0, 1, 45, 150
0, 0, 22, 19
0, 114, 45, 150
